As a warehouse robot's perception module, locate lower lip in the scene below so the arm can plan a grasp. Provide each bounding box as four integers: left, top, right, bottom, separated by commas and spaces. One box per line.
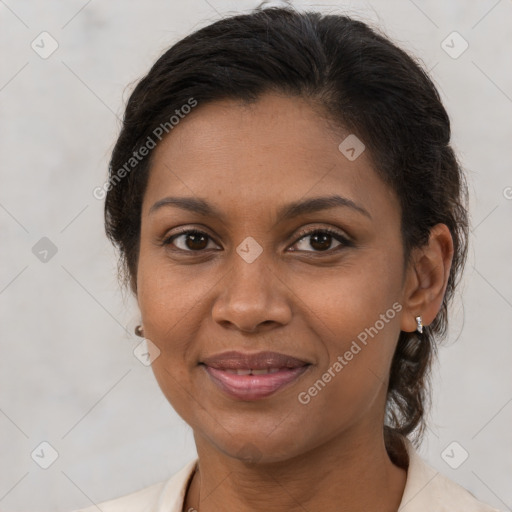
202, 365, 310, 400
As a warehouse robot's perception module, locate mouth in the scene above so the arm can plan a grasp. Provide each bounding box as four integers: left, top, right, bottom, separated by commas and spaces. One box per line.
199, 351, 312, 400
201, 365, 311, 401
218, 367, 290, 375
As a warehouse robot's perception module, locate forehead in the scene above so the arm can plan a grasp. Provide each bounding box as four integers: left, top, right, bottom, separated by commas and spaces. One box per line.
142, 92, 398, 221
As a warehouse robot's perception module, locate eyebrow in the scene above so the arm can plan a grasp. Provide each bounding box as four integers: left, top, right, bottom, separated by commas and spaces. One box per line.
148, 194, 371, 222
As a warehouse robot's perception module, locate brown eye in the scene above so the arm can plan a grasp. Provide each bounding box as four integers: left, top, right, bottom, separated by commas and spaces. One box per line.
291, 228, 352, 253
163, 230, 219, 251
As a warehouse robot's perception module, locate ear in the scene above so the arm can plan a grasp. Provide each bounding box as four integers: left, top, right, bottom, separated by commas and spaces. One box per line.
400, 223, 454, 333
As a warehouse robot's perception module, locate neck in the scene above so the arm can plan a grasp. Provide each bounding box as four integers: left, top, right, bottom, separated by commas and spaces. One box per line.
183, 429, 408, 512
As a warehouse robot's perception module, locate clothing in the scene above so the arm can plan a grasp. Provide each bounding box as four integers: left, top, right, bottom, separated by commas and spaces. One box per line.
71, 438, 500, 511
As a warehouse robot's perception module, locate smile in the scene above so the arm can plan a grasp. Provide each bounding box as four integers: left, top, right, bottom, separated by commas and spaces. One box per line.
202, 364, 310, 400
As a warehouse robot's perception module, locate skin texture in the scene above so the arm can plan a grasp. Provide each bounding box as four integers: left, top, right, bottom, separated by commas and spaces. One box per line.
136, 92, 454, 512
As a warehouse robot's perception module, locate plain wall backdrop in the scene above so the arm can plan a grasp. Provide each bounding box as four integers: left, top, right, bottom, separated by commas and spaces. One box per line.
1, 0, 511, 510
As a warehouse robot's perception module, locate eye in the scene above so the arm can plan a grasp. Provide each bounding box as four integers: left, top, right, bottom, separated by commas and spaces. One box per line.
162, 229, 219, 252
290, 228, 352, 253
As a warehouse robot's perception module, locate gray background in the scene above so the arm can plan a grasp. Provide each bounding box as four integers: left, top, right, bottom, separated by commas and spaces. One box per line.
0, 0, 511, 510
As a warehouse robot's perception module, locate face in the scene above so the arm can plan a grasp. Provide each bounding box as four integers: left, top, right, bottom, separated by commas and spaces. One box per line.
136, 92, 409, 463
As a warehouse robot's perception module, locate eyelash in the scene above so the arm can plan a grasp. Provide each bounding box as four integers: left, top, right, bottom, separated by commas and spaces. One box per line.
161, 227, 353, 254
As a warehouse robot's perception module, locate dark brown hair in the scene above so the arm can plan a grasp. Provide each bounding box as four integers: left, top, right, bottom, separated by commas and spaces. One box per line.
104, 7, 469, 459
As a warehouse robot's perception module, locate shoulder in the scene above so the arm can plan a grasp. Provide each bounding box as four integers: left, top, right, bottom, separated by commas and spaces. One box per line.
400, 438, 501, 512
68, 459, 198, 512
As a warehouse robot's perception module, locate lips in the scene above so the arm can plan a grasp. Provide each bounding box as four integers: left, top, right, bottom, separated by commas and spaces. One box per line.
201, 350, 310, 371
200, 351, 311, 400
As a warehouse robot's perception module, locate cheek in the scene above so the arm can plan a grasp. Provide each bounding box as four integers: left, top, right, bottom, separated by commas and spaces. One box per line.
135, 250, 207, 391
292, 251, 403, 415
294, 245, 403, 349
295, 288, 401, 438
136, 245, 213, 341
136, 258, 205, 421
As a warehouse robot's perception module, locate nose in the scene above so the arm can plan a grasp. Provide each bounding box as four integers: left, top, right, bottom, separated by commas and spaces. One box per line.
211, 252, 292, 333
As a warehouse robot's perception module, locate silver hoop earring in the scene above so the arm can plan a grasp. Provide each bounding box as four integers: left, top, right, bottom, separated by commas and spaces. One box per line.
415, 316, 423, 334
134, 325, 144, 337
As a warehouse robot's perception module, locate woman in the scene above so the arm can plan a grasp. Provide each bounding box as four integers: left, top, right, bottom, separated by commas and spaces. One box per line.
74, 5, 500, 512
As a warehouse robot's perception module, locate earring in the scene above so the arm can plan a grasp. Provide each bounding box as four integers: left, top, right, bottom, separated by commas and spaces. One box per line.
415, 316, 423, 334
134, 324, 144, 337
